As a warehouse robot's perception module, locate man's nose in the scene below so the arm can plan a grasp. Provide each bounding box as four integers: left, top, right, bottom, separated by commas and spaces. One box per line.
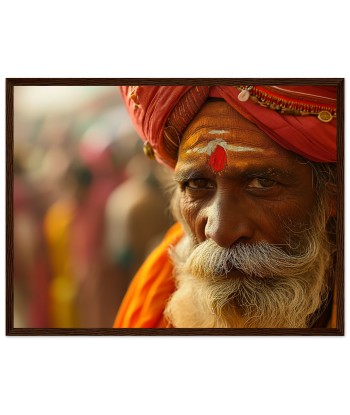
204, 196, 255, 248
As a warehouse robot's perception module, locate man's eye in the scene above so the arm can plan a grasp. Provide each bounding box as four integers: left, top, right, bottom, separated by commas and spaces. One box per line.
247, 177, 277, 189
185, 178, 214, 189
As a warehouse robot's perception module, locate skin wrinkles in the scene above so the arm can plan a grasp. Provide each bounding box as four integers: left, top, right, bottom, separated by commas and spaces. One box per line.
175, 101, 317, 251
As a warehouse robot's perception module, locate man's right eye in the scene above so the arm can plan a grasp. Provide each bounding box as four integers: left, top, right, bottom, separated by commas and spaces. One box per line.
184, 178, 215, 189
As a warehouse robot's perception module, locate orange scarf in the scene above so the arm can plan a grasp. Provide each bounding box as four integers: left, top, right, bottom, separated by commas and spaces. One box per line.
114, 223, 183, 328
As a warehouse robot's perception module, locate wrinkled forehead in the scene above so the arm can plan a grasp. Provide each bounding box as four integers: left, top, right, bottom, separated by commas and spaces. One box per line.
179, 100, 276, 153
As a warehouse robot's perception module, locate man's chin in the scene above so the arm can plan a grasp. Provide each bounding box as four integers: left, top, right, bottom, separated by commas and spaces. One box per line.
163, 271, 262, 328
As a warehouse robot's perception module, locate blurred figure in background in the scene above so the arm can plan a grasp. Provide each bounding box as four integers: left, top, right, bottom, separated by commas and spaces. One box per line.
13, 153, 52, 328
43, 160, 91, 328
70, 111, 139, 328
44, 106, 140, 328
103, 143, 174, 320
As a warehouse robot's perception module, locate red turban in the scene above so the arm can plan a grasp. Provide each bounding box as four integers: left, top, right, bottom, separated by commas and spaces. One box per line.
119, 85, 337, 168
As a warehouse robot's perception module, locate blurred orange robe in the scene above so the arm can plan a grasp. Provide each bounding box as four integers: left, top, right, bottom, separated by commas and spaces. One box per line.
114, 223, 337, 329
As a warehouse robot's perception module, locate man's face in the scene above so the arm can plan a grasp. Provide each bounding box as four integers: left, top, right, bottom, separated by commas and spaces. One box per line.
175, 101, 316, 253
166, 101, 332, 328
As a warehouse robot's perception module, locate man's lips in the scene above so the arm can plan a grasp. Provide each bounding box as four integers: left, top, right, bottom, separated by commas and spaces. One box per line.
213, 266, 248, 279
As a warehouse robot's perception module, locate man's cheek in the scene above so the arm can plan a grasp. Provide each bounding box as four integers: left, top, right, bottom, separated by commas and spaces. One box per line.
258, 208, 307, 246
180, 198, 203, 234
181, 200, 196, 225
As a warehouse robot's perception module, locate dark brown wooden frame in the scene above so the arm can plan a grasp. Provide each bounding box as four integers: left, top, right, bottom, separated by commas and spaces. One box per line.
6, 78, 344, 336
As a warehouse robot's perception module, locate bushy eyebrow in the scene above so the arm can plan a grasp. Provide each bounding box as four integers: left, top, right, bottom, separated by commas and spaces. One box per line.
174, 164, 295, 182
243, 166, 293, 179
174, 168, 207, 182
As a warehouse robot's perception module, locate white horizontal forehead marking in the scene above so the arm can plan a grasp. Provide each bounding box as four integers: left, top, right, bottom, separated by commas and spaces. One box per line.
208, 130, 229, 134
226, 144, 264, 153
187, 139, 227, 155
186, 138, 264, 155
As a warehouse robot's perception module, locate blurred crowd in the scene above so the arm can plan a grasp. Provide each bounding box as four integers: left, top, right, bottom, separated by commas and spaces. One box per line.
13, 86, 174, 328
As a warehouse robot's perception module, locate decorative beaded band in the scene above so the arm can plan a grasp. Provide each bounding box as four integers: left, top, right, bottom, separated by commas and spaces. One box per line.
237, 86, 337, 123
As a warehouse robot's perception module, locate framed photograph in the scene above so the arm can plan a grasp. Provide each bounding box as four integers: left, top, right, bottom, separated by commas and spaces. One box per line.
6, 78, 344, 336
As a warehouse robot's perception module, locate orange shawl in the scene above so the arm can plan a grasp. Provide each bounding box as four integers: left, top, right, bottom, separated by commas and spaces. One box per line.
114, 223, 337, 329
113, 223, 183, 328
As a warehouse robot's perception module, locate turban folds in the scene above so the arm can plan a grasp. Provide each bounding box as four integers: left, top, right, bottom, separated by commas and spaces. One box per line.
119, 85, 337, 168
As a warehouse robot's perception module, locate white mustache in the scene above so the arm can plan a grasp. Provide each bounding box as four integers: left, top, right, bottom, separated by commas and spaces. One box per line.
185, 238, 322, 279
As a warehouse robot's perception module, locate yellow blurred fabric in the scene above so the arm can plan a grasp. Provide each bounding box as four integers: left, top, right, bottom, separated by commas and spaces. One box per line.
44, 200, 79, 328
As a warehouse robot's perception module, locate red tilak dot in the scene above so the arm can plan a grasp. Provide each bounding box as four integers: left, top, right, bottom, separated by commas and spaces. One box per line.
209, 145, 227, 173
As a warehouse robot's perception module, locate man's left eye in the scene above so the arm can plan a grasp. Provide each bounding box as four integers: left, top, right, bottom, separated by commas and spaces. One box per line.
247, 177, 277, 189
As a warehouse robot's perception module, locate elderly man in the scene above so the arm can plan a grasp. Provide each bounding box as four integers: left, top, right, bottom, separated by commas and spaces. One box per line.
113, 85, 338, 329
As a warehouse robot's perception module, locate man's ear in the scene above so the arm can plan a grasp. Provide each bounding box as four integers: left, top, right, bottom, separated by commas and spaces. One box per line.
326, 182, 337, 218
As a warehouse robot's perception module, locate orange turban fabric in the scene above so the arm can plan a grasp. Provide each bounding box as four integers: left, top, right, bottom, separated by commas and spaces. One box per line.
120, 85, 337, 168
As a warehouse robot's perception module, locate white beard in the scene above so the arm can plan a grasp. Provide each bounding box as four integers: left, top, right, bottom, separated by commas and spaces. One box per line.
164, 230, 332, 329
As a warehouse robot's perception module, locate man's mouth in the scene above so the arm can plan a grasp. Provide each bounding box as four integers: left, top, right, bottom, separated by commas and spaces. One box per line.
213, 265, 248, 280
